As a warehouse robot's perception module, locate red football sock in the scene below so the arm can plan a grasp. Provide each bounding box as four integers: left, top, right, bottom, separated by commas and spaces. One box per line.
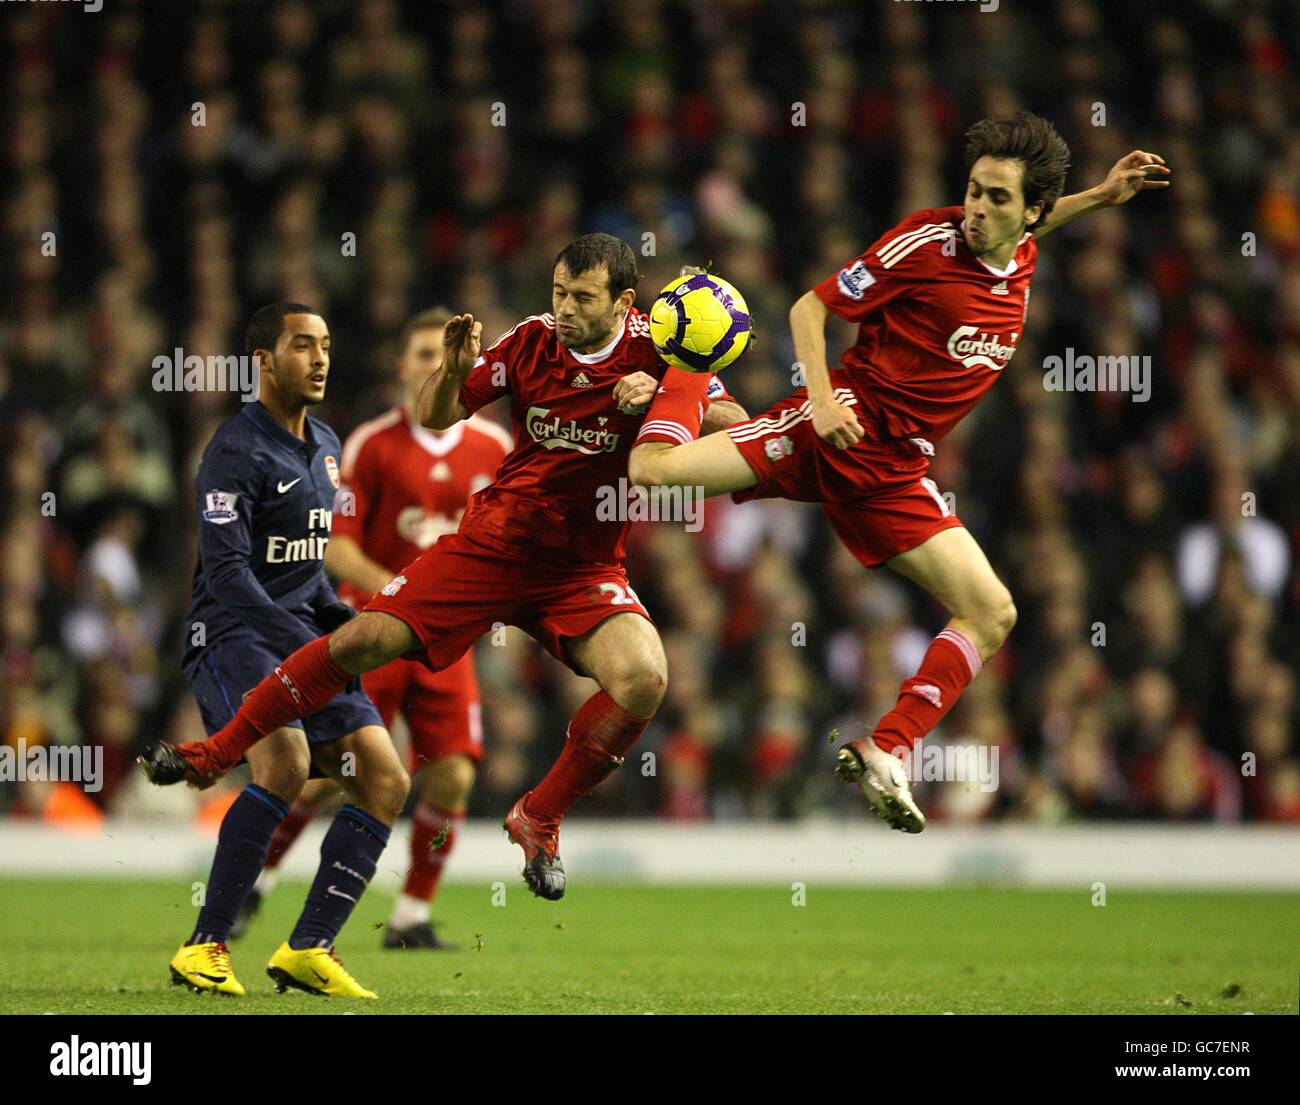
871, 628, 983, 754
526, 691, 653, 825
635, 367, 713, 446
403, 800, 462, 903
203, 636, 350, 770
263, 797, 314, 871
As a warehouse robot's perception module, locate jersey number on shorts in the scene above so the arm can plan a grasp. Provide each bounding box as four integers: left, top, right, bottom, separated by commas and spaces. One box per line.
598, 582, 642, 607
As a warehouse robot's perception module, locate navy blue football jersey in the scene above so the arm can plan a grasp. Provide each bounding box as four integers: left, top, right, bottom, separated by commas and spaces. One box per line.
183, 402, 345, 671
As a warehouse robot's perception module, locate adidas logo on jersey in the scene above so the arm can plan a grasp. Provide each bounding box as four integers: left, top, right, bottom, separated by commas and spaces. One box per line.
570, 371, 592, 388
991, 280, 1009, 295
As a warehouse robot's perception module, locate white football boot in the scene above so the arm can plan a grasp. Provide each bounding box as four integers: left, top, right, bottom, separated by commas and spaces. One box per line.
836, 739, 926, 833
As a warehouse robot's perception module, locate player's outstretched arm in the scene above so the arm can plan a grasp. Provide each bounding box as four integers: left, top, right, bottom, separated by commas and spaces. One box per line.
1033, 150, 1170, 239
417, 313, 482, 429
790, 290, 862, 451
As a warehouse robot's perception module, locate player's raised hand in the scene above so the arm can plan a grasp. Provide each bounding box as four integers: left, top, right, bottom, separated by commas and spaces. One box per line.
1096, 150, 1171, 206
810, 397, 863, 450
613, 371, 659, 413
442, 314, 483, 377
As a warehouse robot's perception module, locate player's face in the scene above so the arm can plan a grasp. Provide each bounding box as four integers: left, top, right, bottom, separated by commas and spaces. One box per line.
260, 312, 330, 406
397, 326, 443, 390
963, 156, 1044, 260
552, 263, 632, 352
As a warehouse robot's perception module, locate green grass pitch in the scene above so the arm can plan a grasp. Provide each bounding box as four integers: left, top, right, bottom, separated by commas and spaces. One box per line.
0, 878, 1294, 1014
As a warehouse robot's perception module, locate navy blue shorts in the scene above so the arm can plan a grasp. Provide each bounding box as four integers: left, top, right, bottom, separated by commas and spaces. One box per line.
190, 631, 383, 746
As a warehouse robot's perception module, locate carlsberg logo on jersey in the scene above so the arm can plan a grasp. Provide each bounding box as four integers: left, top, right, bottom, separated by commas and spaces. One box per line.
947, 326, 1019, 370
397, 506, 462, 549
526, 406, 620, 454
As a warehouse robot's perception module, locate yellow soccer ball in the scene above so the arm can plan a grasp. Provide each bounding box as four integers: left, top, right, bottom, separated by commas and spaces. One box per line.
648, 272, 753, 372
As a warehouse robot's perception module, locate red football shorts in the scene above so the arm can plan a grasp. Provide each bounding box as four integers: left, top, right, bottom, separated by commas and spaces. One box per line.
726, 385, 965, 567
364, 531, 654, 677
361, 654, 483, 767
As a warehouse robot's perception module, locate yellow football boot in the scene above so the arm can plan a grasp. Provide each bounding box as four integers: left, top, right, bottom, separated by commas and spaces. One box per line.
169, 941, 246, 996
266, 942, 377, 998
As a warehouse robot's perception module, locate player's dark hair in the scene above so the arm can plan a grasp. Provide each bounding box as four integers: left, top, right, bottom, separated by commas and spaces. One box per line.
398, 306, 453, 352
244, 302, 324, 356
963, 112, 1071, 227
554, 233, 639, 298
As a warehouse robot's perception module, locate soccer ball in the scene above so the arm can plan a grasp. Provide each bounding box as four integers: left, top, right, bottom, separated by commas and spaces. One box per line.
648, 272, 753, 372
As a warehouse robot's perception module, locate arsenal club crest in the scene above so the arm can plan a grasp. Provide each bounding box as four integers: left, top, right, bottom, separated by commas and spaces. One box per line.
324, 454, 340, 488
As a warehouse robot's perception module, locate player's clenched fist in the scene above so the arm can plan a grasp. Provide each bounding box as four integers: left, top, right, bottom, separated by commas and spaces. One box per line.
442, 314, 483, 378
810, 396, 863, 450
612, 371, 658, 413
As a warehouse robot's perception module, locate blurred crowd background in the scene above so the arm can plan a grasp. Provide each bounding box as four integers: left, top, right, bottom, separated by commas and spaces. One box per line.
1, 0, 1297, 830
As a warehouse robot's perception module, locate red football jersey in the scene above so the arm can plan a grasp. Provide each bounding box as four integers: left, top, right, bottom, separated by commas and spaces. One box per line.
814, 204, 1037, 449
457, 308, 730, 566
334, 405, 510, 606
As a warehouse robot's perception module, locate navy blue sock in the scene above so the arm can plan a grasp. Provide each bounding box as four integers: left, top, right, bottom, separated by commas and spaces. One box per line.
289, 805, 390, 950
190, 784, 288, 945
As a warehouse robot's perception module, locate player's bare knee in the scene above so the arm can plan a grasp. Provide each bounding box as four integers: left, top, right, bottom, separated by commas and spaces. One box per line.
423, 755, 475, 806
990, 592, 1017, 647
977, 589, 1017, 654
254, 772, 306, 803
251, 752, 309, 801
391, 762, 412, 808
360, 761, 410, 822
441, 755, 477, 796
612, 663, 667, 716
